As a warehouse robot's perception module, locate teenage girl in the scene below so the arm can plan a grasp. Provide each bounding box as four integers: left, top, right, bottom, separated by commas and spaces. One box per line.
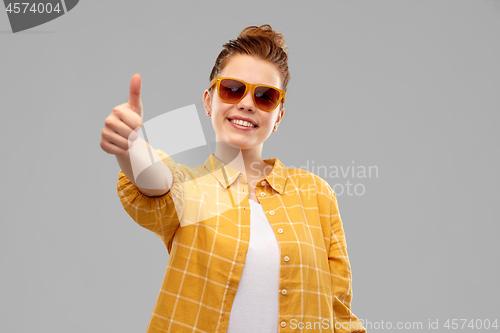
101, 24, 366, 333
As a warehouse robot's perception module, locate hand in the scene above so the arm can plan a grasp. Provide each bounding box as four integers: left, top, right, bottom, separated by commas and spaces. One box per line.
100, 73, 144, 156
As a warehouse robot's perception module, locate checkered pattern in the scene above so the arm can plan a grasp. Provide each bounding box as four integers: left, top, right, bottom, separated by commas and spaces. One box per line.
117, 150, 366, 333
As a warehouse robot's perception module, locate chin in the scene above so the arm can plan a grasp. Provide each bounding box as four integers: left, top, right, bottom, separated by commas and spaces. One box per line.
230, 140, 257, 150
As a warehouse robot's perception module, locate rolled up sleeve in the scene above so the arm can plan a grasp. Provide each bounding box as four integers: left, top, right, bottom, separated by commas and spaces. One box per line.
116, 149, 186, 254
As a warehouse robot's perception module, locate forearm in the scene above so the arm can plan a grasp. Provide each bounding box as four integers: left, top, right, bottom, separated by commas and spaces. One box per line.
115, 137, 172, 196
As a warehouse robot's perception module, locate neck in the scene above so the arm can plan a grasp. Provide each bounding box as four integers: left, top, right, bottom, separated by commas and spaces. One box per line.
214, 142, 270, 180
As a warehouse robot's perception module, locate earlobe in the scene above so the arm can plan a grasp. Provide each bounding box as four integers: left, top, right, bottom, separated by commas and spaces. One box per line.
203, 89, 212, 116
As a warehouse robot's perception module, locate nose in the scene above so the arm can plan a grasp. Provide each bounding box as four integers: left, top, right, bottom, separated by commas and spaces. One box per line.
236, 88, 256, 111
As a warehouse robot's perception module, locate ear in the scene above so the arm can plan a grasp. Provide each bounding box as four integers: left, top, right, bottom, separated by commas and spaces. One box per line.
203, 89, 212, 115
275, 107, 285, 125
272, 107, 285, 132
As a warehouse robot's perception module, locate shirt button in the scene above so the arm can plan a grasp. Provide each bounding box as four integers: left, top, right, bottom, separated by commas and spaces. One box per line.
277, 228, 283, 234
281, 289, 287, 295
269, 211, 274, 216
281, 321, 286, 328
284, 256, 289, 262
261, 180, 267, 186
260, 192, 265, 197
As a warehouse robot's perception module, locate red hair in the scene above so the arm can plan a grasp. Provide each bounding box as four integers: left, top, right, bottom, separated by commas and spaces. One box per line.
209, 24, 291, 95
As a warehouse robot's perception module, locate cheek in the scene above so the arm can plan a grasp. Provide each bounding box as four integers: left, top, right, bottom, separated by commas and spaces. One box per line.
211, 104, 229, 129
211, 97, 224, 113
264, 114, 277, 127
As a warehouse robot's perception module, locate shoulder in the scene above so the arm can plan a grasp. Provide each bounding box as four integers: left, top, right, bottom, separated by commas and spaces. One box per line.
269, 157, 333, 197
286, 166, 336, 202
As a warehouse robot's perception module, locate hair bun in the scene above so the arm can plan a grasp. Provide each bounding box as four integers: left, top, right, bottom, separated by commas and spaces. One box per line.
238, 24, 288, 55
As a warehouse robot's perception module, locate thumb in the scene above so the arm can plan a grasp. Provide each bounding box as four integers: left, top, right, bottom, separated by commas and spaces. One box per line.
128, 73, 143, 117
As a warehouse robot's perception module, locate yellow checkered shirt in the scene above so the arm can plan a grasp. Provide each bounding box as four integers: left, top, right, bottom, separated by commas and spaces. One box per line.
117, 150, 366, 333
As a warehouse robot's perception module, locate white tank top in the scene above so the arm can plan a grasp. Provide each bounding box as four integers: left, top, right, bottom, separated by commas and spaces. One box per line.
226, 199, 281, 333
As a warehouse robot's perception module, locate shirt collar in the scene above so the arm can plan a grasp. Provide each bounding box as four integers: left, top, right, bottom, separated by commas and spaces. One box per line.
203, 154, 289, 195
261, 157, 288, 195
203, 154, 242, 189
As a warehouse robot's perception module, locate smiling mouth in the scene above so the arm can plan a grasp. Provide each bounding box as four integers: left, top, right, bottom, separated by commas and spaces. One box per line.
228, 118, 257, 128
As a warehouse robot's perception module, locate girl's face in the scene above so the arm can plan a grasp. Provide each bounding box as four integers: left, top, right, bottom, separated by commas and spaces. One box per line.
203, 54, 284, 151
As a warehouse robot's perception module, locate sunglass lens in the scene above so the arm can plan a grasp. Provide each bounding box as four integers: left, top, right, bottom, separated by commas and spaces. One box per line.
254, 86, 280, 111
219, 79, 246, 102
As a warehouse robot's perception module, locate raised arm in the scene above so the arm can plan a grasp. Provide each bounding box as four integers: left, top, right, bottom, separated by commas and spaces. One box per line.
101, 73, 172, 197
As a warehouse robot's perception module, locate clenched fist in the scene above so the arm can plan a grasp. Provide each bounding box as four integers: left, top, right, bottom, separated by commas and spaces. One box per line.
100, 73, 144, 156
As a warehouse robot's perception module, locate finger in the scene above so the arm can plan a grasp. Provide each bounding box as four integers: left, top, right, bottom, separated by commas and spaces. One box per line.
107, 111, 141, 141
100, 135, 129, 156
111, 105, 143, 137
102, 125, 131, 152
128, 73, 143, 115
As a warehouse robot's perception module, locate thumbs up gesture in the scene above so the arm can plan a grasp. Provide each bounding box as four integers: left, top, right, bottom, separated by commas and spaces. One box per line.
100, 74, 144, 155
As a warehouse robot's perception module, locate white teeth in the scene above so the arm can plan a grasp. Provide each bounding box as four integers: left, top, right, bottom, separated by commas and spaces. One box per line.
230, 119, 255, 127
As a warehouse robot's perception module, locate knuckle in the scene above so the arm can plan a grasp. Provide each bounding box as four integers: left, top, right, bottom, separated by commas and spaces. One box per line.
112, 107, 123, 117
104, 117, 113, 127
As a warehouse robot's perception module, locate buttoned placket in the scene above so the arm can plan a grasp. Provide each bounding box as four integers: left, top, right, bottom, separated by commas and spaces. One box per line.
241, 175, 250, 253
258, 177, 291, 329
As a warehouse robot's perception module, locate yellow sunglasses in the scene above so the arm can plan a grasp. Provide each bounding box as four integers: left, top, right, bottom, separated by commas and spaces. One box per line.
209, 77, 286, 112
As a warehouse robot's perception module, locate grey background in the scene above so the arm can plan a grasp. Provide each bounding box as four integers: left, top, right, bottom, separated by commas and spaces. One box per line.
1, 0, 499, 332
